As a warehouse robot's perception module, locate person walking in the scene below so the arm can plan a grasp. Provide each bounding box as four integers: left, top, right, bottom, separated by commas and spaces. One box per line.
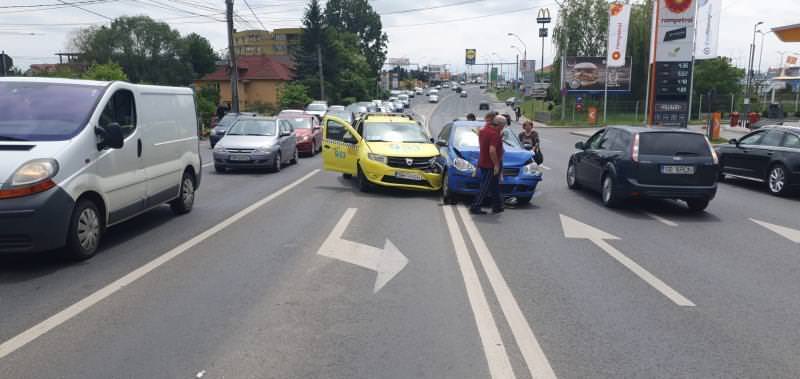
515, 106, 521, 122
470, 114, 506, 215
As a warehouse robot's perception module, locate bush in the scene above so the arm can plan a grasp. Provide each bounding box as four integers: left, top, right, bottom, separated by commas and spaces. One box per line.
279, 82, 313, 109
247, 101, 279, 116
82, 63, 128, 81
342, 97, 357, 105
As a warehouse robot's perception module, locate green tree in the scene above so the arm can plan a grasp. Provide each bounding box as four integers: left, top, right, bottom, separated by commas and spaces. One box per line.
71, 16, 216, 86
692, 57, 744, 112
180, 33, 218, 79
81, 62, 128, 81
294, 0, 326, 98
280, 82, 313, 109
324, 0, 388, 74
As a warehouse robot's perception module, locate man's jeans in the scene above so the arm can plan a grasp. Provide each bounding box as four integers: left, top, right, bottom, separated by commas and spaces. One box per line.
470, 167, 503, 211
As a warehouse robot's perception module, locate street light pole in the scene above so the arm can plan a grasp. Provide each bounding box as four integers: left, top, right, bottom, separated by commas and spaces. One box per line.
507, 33, 527, 61
225, 0, 240, 113
744, 21, 763, 119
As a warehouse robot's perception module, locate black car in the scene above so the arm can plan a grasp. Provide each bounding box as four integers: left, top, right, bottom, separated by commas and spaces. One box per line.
716, 125, 800, 196
209, 112, 257, 148
567, 126, 720, 211
479, 102, 490, 111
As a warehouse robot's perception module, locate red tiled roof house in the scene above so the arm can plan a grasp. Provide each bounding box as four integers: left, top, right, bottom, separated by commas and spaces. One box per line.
195, 56, 293, 110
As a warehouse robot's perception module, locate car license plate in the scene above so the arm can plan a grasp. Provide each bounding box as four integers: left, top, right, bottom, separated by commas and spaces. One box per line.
661, 165, 694, 175
230, 155, 251, 162
395, 171, 424, 181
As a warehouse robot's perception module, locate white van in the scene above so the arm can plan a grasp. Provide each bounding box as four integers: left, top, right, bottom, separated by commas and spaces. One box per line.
0, 78, 201, 260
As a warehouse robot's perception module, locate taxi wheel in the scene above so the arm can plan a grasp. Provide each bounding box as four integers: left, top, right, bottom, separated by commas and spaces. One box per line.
357, 164, 372, 192
343, 173, 352, 179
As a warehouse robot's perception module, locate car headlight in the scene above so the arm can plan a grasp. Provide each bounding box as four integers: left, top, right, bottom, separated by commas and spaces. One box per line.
255, 146, 274, 154
0, 159, 59, 199
522, 162, 542, 176
453, 157, 475, 173
367, 153, 387, 164
213, 145, 227, 153
302, 135, 311, 142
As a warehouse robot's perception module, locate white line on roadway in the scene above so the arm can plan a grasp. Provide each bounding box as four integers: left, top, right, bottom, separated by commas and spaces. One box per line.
202, 162, 213, 168
539, 165, 552, 171
442, 206, 516, 379
642, 211, 678, 227
0, 169, 321, 360
457, 205, 558, 379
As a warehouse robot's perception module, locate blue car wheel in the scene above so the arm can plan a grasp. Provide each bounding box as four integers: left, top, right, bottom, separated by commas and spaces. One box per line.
442, 171, 458, 204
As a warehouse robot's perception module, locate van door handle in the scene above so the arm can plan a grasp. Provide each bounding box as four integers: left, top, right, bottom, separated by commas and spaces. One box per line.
137, 139, 142, 157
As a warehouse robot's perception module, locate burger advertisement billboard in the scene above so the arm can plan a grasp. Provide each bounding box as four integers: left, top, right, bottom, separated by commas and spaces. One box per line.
564, 57, 632, 93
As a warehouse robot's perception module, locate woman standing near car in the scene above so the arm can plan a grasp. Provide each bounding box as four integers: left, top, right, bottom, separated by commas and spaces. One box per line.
519, 121, 543, 164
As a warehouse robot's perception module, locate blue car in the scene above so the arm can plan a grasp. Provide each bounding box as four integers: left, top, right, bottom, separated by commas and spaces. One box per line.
436, 120, 543, 204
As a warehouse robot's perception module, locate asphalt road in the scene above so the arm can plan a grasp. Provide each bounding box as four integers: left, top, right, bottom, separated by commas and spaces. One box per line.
1, 87, 800, 378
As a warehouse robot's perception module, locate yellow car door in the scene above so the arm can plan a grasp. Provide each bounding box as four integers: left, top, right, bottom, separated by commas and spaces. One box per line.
322, 115, 360, 175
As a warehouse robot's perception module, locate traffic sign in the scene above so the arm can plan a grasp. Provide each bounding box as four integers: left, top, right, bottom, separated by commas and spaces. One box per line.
539, 28, 548, 38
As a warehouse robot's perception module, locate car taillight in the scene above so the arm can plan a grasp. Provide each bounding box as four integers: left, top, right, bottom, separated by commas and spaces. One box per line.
706, 137, 719, 164
631, 133, 640, 162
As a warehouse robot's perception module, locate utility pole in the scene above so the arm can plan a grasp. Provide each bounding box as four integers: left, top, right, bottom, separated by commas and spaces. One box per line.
744, 21, 763, 120
1, 51, 6, 77
225, 0, 240, 113
317, 44, 325, 100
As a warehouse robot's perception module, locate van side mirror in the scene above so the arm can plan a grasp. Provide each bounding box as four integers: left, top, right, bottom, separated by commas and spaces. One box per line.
96, 122, 124, 150
574, 141, 585, 150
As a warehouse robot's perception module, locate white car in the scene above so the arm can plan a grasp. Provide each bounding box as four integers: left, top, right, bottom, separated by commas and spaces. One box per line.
305, 102, 328, 118
429, 94, 439, 103
0, 77, 201, 260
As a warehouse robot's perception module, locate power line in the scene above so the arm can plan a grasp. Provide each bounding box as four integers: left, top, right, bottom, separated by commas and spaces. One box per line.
56, 0, 112, 20
242, 0, 267, 30
0, 0, 114, 8
384, 2, 555, 29
380, 0, 488, 16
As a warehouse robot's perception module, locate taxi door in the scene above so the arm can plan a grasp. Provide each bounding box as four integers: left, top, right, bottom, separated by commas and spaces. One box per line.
322, 116, 360, 175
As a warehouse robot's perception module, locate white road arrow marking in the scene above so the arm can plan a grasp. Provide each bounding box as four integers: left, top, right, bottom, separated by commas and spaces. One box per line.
560, 214, 695, 307
751, 219, 800, 243
318, 208, 408, 293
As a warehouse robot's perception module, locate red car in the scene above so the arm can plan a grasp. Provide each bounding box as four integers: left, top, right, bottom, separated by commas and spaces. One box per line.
280, 114, 322, 156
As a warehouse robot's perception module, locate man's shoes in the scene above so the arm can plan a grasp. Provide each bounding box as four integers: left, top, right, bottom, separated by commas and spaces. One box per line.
491, 207, 504, 214
469, 208, 487, 215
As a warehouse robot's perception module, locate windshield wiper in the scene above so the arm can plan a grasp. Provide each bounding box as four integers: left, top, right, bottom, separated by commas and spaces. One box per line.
0, 136, 29, 141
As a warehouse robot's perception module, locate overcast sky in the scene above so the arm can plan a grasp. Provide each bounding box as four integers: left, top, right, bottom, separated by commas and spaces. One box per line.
1, 0, 798, 75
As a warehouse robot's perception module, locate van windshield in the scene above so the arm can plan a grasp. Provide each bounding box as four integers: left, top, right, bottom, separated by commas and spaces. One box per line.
0, 82, 105, 141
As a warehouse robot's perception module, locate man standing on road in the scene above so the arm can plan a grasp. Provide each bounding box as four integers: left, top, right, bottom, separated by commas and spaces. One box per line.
470, 113, 505, 215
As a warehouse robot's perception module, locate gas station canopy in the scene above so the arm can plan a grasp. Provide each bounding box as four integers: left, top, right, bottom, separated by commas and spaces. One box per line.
772, 23, 800, 43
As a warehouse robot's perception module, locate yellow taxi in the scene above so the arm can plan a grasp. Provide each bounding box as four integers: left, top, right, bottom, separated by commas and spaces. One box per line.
321, 113, 443, 191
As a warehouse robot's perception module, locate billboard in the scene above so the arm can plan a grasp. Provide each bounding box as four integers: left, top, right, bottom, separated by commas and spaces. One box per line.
520, 59, 536, 73
465, 49, 476, 65
564, 57, 632, 92
386, 57, 410, 66
655, 0, 697, 62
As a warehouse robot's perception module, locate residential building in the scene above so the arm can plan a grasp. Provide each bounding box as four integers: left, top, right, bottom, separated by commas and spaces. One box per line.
194, 56, 293, 111
233, 28, 302, 58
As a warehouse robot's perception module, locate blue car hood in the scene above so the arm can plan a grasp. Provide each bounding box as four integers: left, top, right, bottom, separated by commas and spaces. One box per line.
456, 146, 533, 167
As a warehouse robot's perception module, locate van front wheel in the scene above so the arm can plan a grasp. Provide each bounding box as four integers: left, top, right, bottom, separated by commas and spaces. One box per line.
65, 199, 103, 261
170, 171, 196, 215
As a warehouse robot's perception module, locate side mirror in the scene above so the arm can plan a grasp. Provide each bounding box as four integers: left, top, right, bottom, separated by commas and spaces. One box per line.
729, 139, 738, 145
436, 140, 447, 147
574, 141, 585, 150
280, 130, 292, 137
343, 134, 358, 144
313, 125, 322, 131
523, 143, 533, 151
96, 122, 124, 150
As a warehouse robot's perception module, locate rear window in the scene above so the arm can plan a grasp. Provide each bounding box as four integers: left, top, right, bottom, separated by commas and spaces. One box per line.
639, 133, 710, 156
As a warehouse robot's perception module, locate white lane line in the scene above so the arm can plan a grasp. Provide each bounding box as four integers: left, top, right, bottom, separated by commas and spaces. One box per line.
202, 162, 213, 168
442, 206, 516, 379
593, 239, 695, 307
457, 205, 557, 379
539, 165, 552, 171
642, 211, 678, 227
0, 169, 321, 360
